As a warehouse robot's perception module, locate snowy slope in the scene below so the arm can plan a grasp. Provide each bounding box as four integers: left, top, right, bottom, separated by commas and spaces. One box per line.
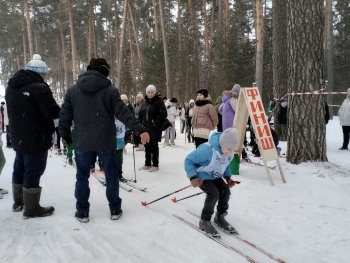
0, 117, 349, 263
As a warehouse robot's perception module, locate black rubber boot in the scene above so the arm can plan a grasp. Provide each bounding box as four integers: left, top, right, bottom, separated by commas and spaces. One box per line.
12, 183, 24, 212
23, 187, 55, 218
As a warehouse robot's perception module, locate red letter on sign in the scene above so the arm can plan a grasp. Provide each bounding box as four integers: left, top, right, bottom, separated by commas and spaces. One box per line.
250, 101, 263, 113
246, 89, 259, 101
253, 113, 267, 126
256, 124, 271, 138
261, 137, 274, 150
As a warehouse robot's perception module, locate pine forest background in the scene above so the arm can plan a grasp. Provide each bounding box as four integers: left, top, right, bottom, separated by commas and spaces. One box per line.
0, 0, 349, 164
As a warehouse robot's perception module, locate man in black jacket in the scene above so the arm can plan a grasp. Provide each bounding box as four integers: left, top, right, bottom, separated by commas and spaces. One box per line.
6, 54, 60, 218
59, 58, 149, 223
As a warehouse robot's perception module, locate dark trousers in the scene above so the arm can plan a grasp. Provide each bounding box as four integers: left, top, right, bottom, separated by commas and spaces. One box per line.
74, 150, 121, 214
6, 125, 11, 147
194, 137, 208, 148
145, 142, 159, 167
342, 126, 350, 149
199, 178, 231, 221
116, 149, 123, 177
55, 127, 61, 149
12, 151, 48, 188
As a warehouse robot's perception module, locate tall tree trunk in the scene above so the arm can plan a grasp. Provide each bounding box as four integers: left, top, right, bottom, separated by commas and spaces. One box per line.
286, 0, 327, 163
255, 0, 264, 94
128, 1, 142, 67
22, 16, 28, 66
325, 0, 334, 118
117, 0, 128, 89
188, 0, 200, 90
207, 0, 217, 92
158, 0, 171, 98
87, 0, 95, 60
67, 0, 78, 80
23, 0, 33, 58
152, 0, 161, 41
58, 1, 69, 91
272, 0, 288, 140
128, 19, 137, 87
114, 1, 119, 84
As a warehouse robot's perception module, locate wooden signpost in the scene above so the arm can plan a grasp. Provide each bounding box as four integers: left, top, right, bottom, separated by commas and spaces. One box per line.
233, 87, 286, 186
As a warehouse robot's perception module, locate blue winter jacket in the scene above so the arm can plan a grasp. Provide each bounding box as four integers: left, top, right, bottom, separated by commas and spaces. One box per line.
184, 132, 232, 181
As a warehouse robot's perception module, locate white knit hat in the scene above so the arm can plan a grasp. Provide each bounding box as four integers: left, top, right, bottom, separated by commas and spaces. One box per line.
26, 54, 48, 74
120, 94, 128, 101
232, 84, 241, 95
136, 92, 144, 99
146, 84, 156, 93
219, 128, 238, 150
189, 99, 195, 104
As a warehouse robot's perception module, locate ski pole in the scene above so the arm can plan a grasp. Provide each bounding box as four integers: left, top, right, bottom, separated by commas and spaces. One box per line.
141, 185, 191, 206
132, 134, 137, 183
171, 192, 203, 203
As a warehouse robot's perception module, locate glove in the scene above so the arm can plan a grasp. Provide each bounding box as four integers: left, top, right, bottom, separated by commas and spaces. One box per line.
226, 178, 240, 188
62, 136, 72, 145
190, 178, 203, 188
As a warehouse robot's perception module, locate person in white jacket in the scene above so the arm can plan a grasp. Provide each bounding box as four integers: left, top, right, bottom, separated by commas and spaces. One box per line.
338, 88, 350, 150
164, 98, 177, 145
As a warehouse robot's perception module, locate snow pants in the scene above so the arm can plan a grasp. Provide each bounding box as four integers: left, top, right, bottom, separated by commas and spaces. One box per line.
12, 151, 48, 188
199, 178, 231, 221
74, 150, 121, 214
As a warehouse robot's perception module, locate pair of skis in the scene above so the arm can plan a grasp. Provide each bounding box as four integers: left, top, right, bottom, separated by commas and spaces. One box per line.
92, 171, 147, 192
174, 211, 286, 263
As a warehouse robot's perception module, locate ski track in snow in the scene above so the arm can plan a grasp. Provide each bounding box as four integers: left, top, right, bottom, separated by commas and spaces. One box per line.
1, 117, 350, 263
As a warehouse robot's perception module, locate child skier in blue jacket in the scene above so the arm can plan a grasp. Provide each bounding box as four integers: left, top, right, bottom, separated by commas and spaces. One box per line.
116, 119, 128, 182
185, 128, 239, 237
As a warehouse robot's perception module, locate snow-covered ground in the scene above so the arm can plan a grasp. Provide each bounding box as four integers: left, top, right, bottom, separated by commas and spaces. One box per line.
0, 117, 349, 263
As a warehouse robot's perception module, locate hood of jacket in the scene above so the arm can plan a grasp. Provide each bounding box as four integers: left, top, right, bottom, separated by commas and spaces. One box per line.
76, 70, 111, 93
8, 69, 46, 89
208, 131, 223, 154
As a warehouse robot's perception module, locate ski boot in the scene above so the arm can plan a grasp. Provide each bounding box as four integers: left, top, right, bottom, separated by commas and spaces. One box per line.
111, 210, 123, 220
199, 219, 220, 238
214, 212, 239, 235
68, 158, 74, 166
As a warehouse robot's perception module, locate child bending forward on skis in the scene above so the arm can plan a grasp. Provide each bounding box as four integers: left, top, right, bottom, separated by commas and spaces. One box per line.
184, 128, 239, 238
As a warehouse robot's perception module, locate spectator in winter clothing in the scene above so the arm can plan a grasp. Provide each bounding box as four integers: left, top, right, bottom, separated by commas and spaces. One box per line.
164, 97, 177, 145
134, 92, 144, 151
59, 58, 149, 223
185, 128, 240, 237
120, 94, 133, 148
192, 89, 218, 148
338, 88, 350, 150
1, 102, 11, 148
138, 84, 167, 172
214, 96, 223, 132
0, 112, 8, 200
220, 84, 240, 131
180, 102, 188, 134
185, 99, 195, 143
6, 54, 60, 217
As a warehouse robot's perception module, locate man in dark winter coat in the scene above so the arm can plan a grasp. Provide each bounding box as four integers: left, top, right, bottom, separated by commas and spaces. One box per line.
138, 84, 167, 172
59, 58, 149, 223
6, 54, 60, 218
